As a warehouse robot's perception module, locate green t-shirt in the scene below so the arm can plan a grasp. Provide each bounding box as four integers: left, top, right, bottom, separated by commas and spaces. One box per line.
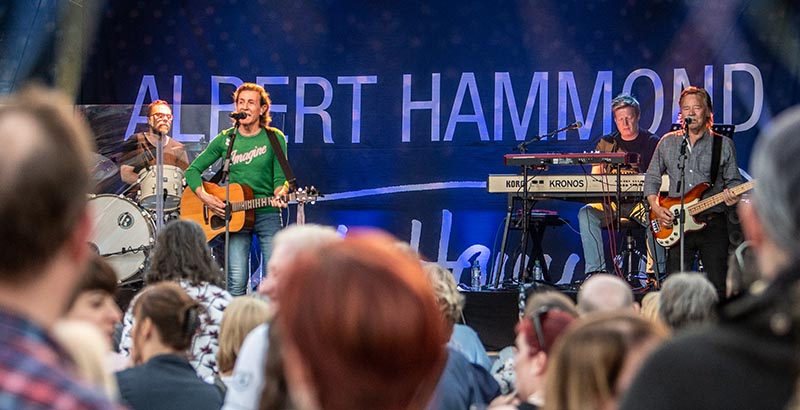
185, 127, 288, 214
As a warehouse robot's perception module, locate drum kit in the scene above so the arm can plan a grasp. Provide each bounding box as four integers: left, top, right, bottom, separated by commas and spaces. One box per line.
88, 158, 185, 284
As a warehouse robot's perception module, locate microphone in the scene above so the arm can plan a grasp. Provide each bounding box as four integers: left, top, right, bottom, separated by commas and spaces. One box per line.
229, 111, 247, 120
684, 117, 694, 125
552, 121, 583, 135
518, 121, 584, 150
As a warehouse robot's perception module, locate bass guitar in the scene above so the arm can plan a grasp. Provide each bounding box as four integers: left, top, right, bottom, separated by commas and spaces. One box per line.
180, 182, 319, 242
650, 180, 754, 248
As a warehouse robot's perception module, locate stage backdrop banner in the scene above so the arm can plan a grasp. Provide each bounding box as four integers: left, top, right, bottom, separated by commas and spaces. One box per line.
76, 0, 799, 285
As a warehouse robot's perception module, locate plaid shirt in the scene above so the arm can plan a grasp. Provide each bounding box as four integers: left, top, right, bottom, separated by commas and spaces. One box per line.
0, 308, 121, 409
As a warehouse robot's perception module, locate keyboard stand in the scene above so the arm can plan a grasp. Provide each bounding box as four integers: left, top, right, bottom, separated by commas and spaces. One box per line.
490, 191, 564, 288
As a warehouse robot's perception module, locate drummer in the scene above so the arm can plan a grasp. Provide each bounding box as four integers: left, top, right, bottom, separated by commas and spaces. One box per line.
119, 100, 189, 187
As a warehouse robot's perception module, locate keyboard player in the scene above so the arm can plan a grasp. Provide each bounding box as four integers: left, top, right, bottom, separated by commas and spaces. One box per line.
578, 94, 666, 278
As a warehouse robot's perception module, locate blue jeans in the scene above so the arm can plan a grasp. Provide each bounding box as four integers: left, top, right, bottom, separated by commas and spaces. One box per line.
578, 202, 666, 275
227, 212, 282, 296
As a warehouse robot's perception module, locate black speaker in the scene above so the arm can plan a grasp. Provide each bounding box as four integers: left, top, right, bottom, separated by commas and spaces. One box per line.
727, 209, 744, 250
461, 291, 518, 351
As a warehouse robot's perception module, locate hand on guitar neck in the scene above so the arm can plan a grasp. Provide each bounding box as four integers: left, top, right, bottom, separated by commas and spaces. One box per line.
721, 188, 740, 206
271, 184, 290, 209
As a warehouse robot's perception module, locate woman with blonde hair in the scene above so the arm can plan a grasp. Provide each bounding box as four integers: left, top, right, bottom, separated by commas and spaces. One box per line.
216, 296, 272, 392
543, 312, 669, 410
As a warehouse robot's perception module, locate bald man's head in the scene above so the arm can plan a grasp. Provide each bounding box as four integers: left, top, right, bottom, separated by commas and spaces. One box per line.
577, 274, 636, 315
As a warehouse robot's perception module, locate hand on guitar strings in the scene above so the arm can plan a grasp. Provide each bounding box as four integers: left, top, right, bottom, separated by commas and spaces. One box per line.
197, 187, 227, 217
652, 204, 674, 228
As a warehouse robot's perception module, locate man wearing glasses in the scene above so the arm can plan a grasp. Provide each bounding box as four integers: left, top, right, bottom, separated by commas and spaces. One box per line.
119, 100, 189, 185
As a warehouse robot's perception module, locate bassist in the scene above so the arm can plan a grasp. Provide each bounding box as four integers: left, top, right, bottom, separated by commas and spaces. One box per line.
644, 87, 742, 298
184, 83, 289, 296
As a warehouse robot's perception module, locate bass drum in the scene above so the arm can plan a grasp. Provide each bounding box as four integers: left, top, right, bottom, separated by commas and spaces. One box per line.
88, 195, 156, 282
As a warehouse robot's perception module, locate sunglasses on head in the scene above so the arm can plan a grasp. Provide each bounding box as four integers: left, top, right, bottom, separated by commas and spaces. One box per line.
530, 305, 555, 352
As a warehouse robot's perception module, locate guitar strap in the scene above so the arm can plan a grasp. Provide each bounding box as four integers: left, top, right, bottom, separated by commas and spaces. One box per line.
708, 131, 723, 189
265, 129, 298, 191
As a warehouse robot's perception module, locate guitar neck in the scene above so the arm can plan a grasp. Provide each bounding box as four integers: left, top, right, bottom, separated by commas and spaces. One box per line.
231, 196, 275, 212
688, 181, 754, 215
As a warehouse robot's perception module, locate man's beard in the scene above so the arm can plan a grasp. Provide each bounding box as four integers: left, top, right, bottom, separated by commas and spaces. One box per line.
150, 124, 170, 135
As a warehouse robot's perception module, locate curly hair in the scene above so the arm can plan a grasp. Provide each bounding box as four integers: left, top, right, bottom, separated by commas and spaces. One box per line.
233, 83, 272, 128
144, 220, 223, 287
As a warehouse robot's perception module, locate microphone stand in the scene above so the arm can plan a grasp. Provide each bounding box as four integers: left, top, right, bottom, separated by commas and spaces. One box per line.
154, 131, 165, 232
514, 138, 537, 286
676, 122, 690, 271
221, 121, 240, 286
512, 122, 577, 285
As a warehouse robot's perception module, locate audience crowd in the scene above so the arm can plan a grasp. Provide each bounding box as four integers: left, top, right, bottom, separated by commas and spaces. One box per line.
1, 83, 799, 410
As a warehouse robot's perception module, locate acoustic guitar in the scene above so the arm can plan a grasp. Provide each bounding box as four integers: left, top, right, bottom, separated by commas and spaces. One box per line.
180, 182, 319, 242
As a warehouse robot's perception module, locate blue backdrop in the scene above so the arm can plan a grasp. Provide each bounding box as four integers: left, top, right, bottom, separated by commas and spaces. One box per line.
5, 0, 797, 285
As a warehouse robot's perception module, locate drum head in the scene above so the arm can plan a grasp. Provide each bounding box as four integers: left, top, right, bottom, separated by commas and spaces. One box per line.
138, 165, 184, 211
88, 195, 155, 281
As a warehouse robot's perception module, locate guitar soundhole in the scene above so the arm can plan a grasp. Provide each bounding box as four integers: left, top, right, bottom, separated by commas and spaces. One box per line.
210, 215, 225, 230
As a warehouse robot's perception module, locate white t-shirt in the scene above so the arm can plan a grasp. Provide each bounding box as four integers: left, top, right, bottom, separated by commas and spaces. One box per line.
221, 323, 269, 410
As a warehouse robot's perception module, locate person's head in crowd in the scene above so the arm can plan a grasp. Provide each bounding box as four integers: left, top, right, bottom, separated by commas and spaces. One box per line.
52, 320, 119, 400
276, 230, 446, 410
526, 290, 580, 319
726, 241, 761, 298
657, 273, 718, 331
0, 84, 95, 328
64, 254, 122, 342
259, 224, 340, 302
544, 312, 669, 410
129, 282, 201, 365
147, 99, 173, 135
217, 296, 272, 378
514, 306, 576, 408
145, 219, 223, 287
740, 106, 800, 281
578, 274, 637, 315
423, 262, 465, 334
639, 291, 662, 325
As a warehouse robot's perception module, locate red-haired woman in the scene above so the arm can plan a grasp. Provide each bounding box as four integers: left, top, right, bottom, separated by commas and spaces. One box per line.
274, 230, 447, 410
